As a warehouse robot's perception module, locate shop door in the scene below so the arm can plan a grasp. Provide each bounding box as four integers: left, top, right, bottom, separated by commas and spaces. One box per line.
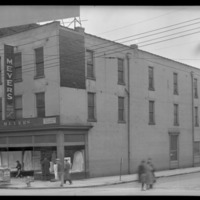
169, 133, 179, 169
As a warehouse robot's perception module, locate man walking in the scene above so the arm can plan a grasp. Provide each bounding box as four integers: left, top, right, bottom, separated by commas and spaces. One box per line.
64, 157, 72, 185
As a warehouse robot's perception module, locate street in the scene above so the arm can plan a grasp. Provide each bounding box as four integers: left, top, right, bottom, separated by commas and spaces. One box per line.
1, 172, 200, 195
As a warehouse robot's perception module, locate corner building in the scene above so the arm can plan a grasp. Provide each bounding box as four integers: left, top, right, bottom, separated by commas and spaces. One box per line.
0, 21, 199, 179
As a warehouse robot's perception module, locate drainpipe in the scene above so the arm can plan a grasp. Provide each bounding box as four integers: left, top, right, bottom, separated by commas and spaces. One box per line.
126, 52, 131, 174
191, 71, 194, 167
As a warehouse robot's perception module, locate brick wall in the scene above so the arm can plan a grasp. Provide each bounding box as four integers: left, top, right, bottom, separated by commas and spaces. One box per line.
59, 29, 86, 89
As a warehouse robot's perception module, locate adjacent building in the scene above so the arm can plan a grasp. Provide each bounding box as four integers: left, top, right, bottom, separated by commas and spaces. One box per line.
0, 21, 199, 179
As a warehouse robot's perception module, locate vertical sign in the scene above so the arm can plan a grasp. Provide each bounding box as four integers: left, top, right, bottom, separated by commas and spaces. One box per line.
4, 45, 15, 119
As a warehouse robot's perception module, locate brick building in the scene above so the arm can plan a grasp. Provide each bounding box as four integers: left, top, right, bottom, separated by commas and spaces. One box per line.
0, 21, 199, 179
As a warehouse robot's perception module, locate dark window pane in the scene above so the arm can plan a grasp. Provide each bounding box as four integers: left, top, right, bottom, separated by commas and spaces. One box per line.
35, 47, 44, 77
36, 93, 45, 117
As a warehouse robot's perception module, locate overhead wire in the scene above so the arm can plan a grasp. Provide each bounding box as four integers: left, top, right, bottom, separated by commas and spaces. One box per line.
1, 14, 200, 80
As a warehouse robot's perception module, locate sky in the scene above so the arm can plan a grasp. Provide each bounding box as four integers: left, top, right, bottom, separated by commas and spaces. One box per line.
77, 6, 200, 69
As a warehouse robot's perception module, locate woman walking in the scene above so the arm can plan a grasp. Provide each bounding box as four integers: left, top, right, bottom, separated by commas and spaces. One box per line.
138, 160, 147, 191
146, 158, 156, 189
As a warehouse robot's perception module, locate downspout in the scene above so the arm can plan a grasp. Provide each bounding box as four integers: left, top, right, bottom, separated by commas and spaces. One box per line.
191, 71, 194, 167
126, 53, 131, 174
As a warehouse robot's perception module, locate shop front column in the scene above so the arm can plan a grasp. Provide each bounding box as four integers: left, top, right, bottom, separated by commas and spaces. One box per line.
56, 131, 64, 186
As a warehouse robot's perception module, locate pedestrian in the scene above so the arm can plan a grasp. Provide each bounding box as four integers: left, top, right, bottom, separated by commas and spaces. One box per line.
55, 158, 62, 180
64, 157, 72, 185
15, 160, 22, 178
137, 160, 147, 191
41, 157, 50, 181
53, 160, 58, 180
146, 158, 156, 189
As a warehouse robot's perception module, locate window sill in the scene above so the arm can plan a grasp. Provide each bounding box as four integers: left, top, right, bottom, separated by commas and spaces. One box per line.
118, 82, 126, 86
14, 78, 23, 83
34, 75, 45, 80
87, 119, 97, 122
149, 122, 155, 125
148, 88, 155, 91
174, 124, 179, 126
87, 77, 96, 81
118, 120, 126, 124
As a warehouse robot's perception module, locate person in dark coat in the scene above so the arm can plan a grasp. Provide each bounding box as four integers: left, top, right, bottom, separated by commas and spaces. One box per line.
64, 157, 72, 185
138, 160, 147, 191
41, 157, 50, 181
146, 158, 156, 189
15, 160, 22, 178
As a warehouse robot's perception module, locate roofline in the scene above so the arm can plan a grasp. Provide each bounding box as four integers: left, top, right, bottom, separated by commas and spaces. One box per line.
1, 22, 199, 72
0, 21, 59, 39
139, 49, 200, 71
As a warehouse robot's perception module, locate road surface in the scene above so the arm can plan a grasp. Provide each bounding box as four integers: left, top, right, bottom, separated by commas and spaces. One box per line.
1, 172, 200, 195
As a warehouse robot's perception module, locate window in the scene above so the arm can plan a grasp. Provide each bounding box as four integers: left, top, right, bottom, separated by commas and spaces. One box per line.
15, 95, 22, 119
195, 107, 199, 127
149, 101, 155, 124
86, 50, 95, 79
88, 92, 96, 121
170, 134, 178, 161
35, 47, 44, 78
118, 97, 125, 122
194, 78, 198, 98
118, 58, 125, 84
0, 57, 2, 84
36, 93, 45, 117
174, 104, 179, 126
173, 72, 178, 95
148, 66, 154, 90
0, 98, 2, 120
194, 141, 200, 156
14, 52, 22, 82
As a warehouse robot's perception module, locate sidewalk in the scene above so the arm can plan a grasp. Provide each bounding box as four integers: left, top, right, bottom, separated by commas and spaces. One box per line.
1, 166, 200, 189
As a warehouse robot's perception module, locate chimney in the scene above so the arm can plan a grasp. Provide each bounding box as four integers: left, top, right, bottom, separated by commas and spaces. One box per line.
74, 26, 85, 34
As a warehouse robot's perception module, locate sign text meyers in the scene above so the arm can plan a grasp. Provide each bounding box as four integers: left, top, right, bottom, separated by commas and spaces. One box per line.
4, 45, 15, 119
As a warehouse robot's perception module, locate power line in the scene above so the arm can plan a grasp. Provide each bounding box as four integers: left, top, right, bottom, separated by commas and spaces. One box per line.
96, 7, 185, 35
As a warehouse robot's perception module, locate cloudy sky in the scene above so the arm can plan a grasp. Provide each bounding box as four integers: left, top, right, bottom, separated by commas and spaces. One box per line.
79, 6, 200, 69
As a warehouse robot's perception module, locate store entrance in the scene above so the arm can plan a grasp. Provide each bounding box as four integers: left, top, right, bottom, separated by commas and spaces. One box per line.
0, 146, 57, 179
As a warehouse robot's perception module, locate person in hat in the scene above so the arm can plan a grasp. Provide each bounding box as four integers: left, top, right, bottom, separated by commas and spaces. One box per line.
55, 158, 62, 181
64, 157, 72, 185
41, 157, 50, 181
15, 160, 22, 178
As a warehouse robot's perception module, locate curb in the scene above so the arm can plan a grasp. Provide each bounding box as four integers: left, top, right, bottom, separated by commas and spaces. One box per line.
1, 169, 200, 189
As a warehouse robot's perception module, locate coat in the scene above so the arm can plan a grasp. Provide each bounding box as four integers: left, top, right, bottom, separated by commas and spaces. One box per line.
138, 163, 146, 184
64, 161, 71, 180
145, 163, 155, 185
41, 159, 50, 174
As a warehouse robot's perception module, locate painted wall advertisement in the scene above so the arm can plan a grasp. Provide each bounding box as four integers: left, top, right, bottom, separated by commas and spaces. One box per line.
4, 45, 15, 120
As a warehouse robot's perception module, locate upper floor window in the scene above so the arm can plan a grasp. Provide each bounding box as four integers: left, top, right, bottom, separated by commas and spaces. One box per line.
194, 78, 198, 99
15, 95, 22, 119
195, 106, 199, 127
87, 92, 96, 121
118, 58, 125, 85
14, 52, 22, 82
118, 96, 125, 122
35, 47, 44, 78
36, 92, 45, 117
149, 100, 155, 125
194, 141, 200, 156
86, 50, 95, 79
173, 72, 178, 95
0, 57, 2, 85
174, 104, 179, 126
0, 98, 2, 120
148, 66, 154, 91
